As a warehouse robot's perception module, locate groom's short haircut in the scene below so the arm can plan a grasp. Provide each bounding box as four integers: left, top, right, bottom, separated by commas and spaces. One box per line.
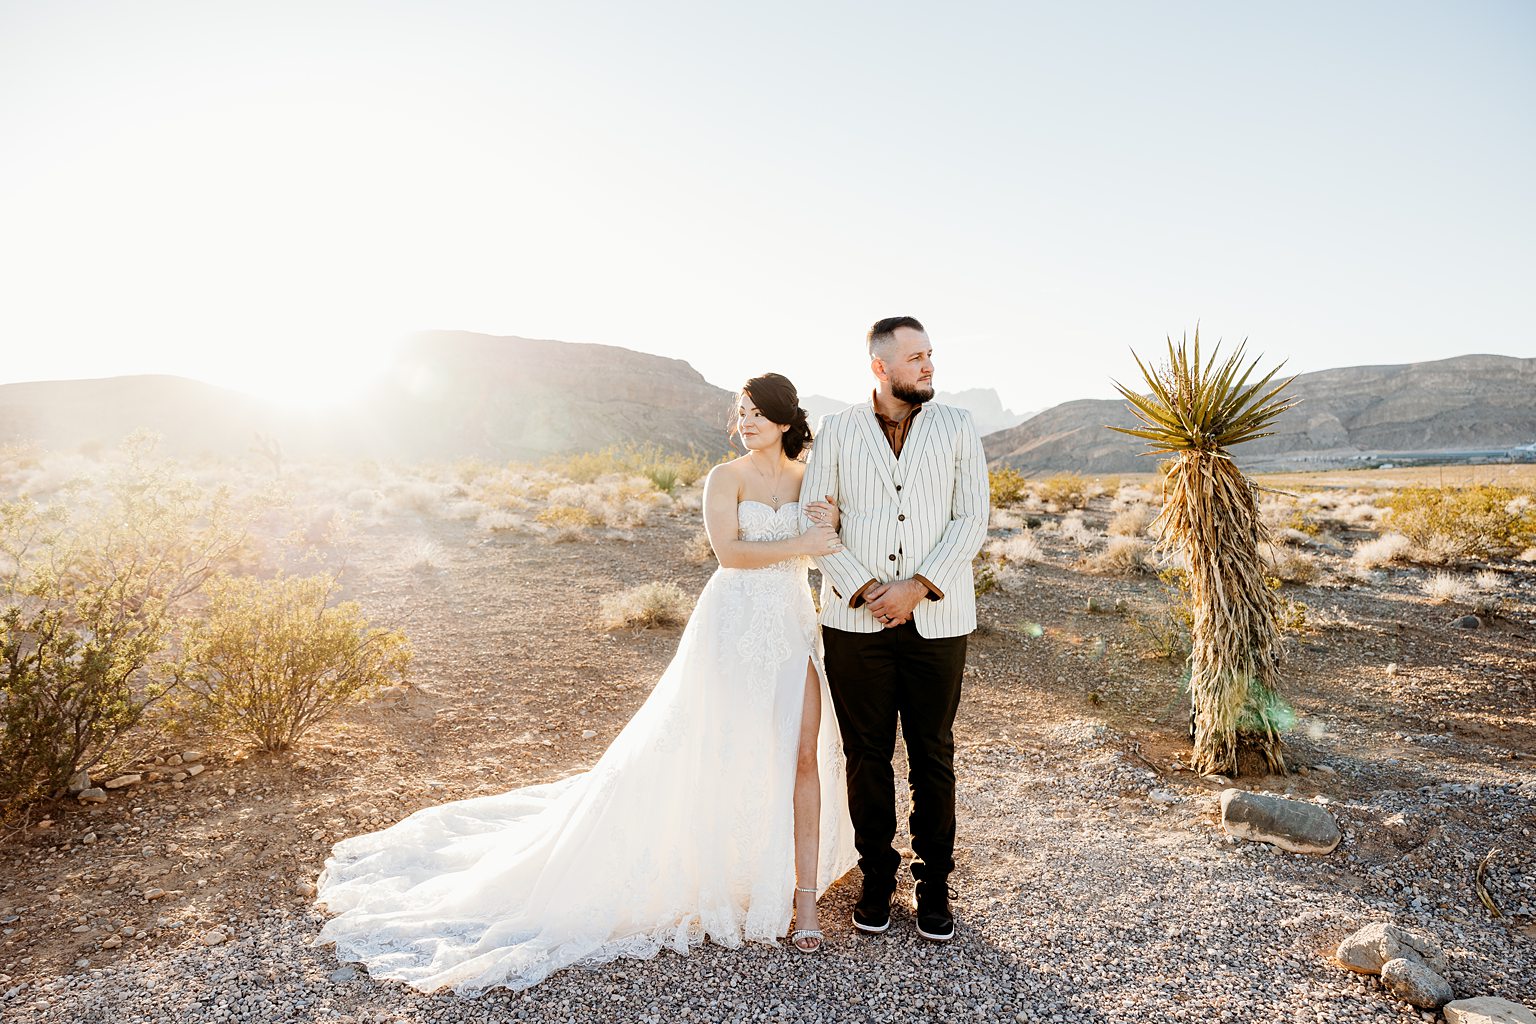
867, 316, 925, 357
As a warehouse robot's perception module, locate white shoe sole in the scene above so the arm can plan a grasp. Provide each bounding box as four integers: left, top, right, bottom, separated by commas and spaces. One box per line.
915, 922, 954, 942
851, 913, 890, 934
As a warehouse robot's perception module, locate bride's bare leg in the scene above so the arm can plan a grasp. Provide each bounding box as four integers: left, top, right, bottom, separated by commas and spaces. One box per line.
792, 659, 822, 950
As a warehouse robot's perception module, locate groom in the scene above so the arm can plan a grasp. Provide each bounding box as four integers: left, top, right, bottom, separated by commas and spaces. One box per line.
801, 316, 989, 942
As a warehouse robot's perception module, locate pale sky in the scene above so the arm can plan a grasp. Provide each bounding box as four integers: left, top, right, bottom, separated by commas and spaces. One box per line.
2, 1, 1532, 413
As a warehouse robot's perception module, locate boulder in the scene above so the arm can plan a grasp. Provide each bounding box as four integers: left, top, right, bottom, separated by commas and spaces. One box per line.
1336, 922, 1447, 974
103, 774, 142, 790
1444, 998, 1536, 1024
1219, 789, 1341, 854
66, 771, 92, 796
1381, 957, 1453, 1008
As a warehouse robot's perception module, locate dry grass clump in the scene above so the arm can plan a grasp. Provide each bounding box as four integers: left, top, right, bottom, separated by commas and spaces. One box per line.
1085, 536, 1155, 575
477, 509, 526, 533
1111, 483, 1156, 509
1474, 569, 1503, 591
1351, 532, 1412, 569
401, 539, 446, 572
600, 582, 693, 629
1422, 571, 1473, 604
1108, 504, 1157, 537
384, 478, 453, 517
986, 530, 1044, 564
1036, 472, 1089, 510
990, 507, 1026, 531
685, 529, 716, 563
1058, 511, 1098, 550
1261, 543, 1319, 584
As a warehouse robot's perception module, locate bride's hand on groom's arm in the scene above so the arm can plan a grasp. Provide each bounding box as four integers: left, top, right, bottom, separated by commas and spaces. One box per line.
796, 521, 843, 557
804, 495, 840, 532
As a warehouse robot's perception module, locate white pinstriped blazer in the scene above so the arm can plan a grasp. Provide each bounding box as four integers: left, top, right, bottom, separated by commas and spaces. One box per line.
799, 400, 990, 638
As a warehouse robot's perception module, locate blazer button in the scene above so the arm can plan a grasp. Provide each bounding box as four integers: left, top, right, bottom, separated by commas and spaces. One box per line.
898, 514, 906, 521
888, 554, 897, 561
895, 484, 902, 491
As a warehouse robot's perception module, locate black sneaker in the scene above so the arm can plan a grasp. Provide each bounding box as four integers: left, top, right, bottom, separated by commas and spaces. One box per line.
913, 880, 955, 942
851, 882, 893, 933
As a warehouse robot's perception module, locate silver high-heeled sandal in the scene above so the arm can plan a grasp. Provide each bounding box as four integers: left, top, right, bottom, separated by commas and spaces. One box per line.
791, 885, 823, 954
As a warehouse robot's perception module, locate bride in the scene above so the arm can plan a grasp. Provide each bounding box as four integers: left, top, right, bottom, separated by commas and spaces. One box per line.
312, 372, 858, 995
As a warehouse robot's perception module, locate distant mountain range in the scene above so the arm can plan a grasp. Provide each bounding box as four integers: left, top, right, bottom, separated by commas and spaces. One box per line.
983, 353, 1536, 473
1, 334, 1532, 472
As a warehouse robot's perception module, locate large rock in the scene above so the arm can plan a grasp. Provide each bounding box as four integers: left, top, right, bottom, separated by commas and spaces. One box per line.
1444, 998, 1536, 1024
1381, 957, 1453, 1008
1336, 922, 1448, 974
1219, 789, 1341, 854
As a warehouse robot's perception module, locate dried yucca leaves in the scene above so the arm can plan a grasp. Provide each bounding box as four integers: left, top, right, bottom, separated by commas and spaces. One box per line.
1111, 329, 1299, 776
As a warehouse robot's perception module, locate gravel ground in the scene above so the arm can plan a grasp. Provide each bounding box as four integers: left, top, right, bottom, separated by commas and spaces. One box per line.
4, 720, 1530, 1024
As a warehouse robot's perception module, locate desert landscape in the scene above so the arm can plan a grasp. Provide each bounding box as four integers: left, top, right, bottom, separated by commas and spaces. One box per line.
0, 419, 1532, 1023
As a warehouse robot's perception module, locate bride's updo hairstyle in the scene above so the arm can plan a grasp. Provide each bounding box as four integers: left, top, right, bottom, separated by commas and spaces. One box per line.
736, 372, 813, 460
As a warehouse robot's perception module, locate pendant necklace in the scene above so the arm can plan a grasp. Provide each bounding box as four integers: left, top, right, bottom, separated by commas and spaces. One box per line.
751, 455, 786, 508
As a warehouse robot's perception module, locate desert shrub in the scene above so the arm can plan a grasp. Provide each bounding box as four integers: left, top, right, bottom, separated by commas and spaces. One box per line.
547, 477, 669, 528
973, 559, 999, 597
185, 574, 411, 752
1475, 570, 1503, 591
1129, 603, 1191, 660
986, 531, 1044, 564
1422, 571, 1472, 604
0, 443, 247, 816
1037, 472, 1089, 510
600, 582, 692, 629
550, 444, 715, 492
1086, 536, 1154, 575
1108, 505, 1158, 537
385, 478, 451, 517
1383, 485, 1536, 561
988, 467, 1028, 507
1351, 532, 1412, 569
537, 504, 604, 529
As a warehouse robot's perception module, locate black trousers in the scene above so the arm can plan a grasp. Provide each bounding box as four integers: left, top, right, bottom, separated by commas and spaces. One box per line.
822, 621, 967, 892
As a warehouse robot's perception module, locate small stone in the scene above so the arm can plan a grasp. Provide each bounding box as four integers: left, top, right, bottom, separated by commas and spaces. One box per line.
103, 774, 142, 790
581, 730, 598, 740
1381, 957, 1453, 1009
143, 888, 166, 901
81, 832, 97, 845
329, 966, 357, 982
179, 750, 204, 764
66, 771, 92, 796
1444, 997, 1536, 1024
295, 881, 317, 899
165, 755, 182, 766
184, 764, 205, 777
1336, 922, 1447, 974
172, 772, 187, 783
200, 928, 227, 946
1450, 614, 1481, 629
101, 935, 122, 949
1148, 788, 1181, 804
76, 789, 107, 804
1220, 789, 1341, 854
1313, 764, 1337, 775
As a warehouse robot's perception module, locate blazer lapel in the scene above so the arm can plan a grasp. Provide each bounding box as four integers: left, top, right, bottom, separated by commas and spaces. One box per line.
898, 402, 940, 470
851, 403, 899, 500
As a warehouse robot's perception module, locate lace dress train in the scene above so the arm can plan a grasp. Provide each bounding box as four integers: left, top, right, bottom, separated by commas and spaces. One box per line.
312, 500, 856, 995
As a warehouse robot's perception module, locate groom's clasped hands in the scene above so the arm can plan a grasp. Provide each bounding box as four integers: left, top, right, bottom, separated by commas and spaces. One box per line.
864, 579, 926, 629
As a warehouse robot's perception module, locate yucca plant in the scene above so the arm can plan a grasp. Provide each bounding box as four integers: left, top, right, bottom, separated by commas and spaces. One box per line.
1110, 329, 1299, 776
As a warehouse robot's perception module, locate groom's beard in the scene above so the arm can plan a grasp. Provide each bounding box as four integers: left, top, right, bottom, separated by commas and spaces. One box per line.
892, 380, 935, 405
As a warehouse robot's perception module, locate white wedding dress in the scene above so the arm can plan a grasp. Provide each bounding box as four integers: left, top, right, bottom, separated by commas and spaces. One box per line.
312, 500, 857, 995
